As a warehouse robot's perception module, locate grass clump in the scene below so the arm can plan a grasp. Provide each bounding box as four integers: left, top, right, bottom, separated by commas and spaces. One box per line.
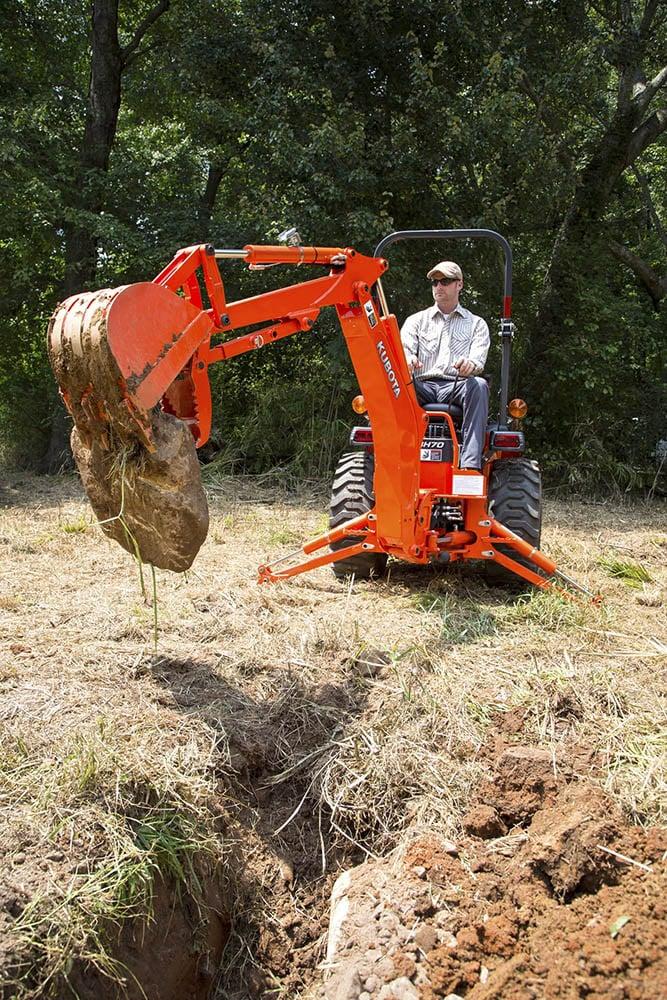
0, 719, 224, 999
317, 714, 486, 854
60, 517, 88, 534
267, 528, 301, 546
598, 555, 652, 587
604, 725, 667, 824
302, 649, 493, 854
496, 588, 590, 631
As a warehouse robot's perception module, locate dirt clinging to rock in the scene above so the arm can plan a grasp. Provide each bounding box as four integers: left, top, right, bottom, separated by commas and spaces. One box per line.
72, 412, 208, 573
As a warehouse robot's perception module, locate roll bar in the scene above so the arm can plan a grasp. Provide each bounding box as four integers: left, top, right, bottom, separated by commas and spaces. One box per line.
374, 228, 514, 427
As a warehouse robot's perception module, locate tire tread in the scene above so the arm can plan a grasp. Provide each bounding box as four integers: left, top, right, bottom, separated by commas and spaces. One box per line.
486, 458, 543, 584
329, 451, 388, 579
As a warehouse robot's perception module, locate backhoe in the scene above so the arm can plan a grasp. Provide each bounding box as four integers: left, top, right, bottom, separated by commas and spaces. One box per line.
48, 228, 594, 599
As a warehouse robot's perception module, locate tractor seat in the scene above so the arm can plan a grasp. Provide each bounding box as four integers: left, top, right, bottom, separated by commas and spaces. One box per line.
421, 402, 464, 423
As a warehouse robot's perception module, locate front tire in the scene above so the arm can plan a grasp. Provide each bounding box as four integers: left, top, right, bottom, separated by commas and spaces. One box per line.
329, 451, 388, 580
485, 458, 542, 585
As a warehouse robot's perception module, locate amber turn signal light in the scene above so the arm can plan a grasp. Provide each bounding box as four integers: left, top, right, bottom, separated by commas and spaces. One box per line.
352, 395, 367, 414
509, 398, 528, 419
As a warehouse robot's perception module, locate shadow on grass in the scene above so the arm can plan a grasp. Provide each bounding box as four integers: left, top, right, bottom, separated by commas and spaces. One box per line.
412, 590, 499, 645
378, 559, 588, 646
0, 472, 84, 508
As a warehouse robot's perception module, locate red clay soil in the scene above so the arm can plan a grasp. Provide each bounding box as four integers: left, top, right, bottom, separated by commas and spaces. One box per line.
317, 745, 666, 1000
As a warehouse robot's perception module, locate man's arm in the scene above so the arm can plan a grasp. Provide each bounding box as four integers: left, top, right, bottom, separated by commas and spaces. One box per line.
400, 313, 422, 372
455, 317, 490, 375
469, 317, 490, 372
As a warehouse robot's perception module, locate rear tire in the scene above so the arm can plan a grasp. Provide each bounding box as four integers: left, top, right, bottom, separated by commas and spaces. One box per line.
329, 451, 388, 580
485, 458, 542, 585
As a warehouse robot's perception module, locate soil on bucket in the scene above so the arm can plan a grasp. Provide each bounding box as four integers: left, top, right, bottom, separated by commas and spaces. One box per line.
48, 294, 209, 571
72, 411, 209, 573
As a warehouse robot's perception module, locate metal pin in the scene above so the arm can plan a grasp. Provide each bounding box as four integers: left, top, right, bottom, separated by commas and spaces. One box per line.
553, 569, 595, 597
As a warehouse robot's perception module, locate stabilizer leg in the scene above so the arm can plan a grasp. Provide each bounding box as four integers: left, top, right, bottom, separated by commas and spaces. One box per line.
489, 518, 598, 600
258, 513, 381, 583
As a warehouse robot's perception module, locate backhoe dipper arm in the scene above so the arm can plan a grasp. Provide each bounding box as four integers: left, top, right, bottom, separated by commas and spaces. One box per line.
118, 242, 429, 556
59, 241, 427, 558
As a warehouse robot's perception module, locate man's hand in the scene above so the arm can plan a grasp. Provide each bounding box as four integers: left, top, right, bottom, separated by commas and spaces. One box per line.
454, 357, 477, 377
408, 355, 422, 374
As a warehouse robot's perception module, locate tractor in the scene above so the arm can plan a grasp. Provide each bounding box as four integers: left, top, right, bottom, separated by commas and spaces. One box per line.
47, 228, 594, 599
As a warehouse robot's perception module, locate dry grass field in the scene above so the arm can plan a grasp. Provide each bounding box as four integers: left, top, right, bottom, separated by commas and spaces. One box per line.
0, 470, 665, 999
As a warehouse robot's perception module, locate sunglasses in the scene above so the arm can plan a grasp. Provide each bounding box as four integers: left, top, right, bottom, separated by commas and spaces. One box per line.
430, 277, 458, 287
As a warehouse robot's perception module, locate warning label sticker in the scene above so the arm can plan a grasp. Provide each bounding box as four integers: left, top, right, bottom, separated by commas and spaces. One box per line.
364, 300, 378, 328
451, 474, 485, 497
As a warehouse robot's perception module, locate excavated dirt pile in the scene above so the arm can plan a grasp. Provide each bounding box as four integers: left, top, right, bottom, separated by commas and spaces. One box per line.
318, 747, 666, 1000
48, 293, 209, 571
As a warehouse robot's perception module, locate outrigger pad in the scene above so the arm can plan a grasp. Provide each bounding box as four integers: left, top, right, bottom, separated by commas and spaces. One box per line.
72, 409, 209, 573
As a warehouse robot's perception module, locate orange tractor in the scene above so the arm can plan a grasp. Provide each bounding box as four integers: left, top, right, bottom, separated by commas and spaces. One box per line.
48, 228, 594, 598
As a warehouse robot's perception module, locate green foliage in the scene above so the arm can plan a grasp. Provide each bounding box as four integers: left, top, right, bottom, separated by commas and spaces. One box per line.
0, 0, 665, 488
598, 556, 652, 587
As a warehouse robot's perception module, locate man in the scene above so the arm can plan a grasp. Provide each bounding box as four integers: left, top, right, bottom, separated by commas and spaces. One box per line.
400, 260, 490, 471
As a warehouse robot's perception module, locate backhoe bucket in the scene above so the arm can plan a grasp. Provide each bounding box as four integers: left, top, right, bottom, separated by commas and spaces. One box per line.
47, 284, 210, 572
48, 283, 212, 448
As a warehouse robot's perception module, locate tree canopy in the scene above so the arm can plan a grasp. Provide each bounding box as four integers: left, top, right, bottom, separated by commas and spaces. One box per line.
1, 0, 665, 487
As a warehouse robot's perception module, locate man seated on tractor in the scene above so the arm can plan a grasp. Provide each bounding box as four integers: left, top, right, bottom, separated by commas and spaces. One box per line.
400, 260, 490, 471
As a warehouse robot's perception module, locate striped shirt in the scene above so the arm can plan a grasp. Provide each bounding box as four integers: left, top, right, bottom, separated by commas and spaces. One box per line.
400, 303, 490, 378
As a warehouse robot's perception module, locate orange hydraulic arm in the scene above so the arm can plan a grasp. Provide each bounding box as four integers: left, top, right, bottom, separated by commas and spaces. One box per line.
86, 242, 430, 562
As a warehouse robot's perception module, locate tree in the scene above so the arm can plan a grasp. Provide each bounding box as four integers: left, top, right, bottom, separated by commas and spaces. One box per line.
1, 0, 664, 485
513, 1, 667, 450
42, 0, 172, 472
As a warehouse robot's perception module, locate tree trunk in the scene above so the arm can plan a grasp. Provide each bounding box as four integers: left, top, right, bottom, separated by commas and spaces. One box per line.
608, 240, 666, 310
43, 0, 169, 472
64, 0, 123, 298
43, 0, 123, 472
198, 162, 225, 236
